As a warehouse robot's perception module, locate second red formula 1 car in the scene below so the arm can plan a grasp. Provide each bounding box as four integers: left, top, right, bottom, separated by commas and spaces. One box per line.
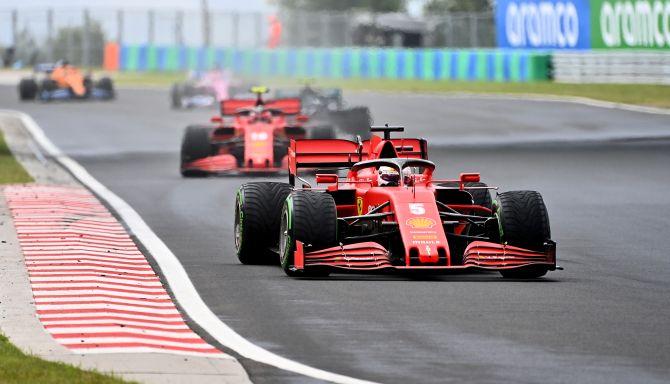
180, 87, 323, 176
234, 126, 557, 279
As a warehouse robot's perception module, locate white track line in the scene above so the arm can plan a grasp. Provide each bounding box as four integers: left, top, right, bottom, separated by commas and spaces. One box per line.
4, 110, 378, 384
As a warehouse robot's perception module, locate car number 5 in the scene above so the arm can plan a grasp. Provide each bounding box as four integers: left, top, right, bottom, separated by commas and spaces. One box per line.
409, 203, 425, 215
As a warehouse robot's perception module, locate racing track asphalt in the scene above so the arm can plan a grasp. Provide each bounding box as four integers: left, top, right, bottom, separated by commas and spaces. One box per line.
2, 86, 670, 384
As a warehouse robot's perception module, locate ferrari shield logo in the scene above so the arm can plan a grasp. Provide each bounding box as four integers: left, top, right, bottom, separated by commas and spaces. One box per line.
357, 197, 363, 215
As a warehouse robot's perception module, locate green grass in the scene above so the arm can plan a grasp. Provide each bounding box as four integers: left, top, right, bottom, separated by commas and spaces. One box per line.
0, 131, 32, 184
109, 71, 670, 109
111, 71, 186, 87
0, 333, 131, 384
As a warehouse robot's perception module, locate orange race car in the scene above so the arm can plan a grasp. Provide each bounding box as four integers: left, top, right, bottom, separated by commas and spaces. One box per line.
18, 61, 115, 101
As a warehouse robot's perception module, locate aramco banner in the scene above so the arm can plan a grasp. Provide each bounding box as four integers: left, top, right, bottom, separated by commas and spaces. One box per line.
496, 0, 592, 49
592, 0, 670, 48
496, 0, 670, 49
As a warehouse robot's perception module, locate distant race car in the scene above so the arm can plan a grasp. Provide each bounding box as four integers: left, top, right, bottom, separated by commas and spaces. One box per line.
18, 62, 114, 101
170, 69, 249, 109
180, 86, 332, 176
274, 85, 372, 139
234, 125, 558, 279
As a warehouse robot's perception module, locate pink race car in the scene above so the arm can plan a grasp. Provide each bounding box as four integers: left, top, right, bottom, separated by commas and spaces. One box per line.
170, 69, 249, 109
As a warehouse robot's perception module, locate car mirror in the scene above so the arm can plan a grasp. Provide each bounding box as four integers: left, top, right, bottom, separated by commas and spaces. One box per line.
459, 173, 480, 183
315, 174, 338, 184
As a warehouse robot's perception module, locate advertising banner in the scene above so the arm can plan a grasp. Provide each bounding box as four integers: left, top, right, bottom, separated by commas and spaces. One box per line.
496, 0, 592, 49
591, 0, 670, 48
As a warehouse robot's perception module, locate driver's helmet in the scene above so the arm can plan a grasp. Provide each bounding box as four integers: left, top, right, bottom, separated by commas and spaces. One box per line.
378, 166, 400, 187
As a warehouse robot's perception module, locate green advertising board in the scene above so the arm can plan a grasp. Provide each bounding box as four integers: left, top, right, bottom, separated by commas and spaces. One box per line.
591, 0, 670, 48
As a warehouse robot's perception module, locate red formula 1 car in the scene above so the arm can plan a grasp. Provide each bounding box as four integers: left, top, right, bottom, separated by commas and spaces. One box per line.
234, 126, 557, 279
180, 87, 330, 176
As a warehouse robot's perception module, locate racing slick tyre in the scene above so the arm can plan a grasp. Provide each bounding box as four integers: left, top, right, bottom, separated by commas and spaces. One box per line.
330, 107, 373, 139
235, 182, 293, 265
97, 77, 114, 98
18, 78, 38, 100
83, 76, 93, 98
440, 181, 492, 209
279, 191, 337, 277
38, 79, 57, 101
180, 125, 213, 177
495, 191, 551, 279
309, 125, 336, 139
170, 83, 183, 109
461, 181, 493, 237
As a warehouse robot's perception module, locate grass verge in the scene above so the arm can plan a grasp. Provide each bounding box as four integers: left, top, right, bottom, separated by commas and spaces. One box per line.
0, 131, 32, 184
0, 334, 130, 384
110, 71, 670, 109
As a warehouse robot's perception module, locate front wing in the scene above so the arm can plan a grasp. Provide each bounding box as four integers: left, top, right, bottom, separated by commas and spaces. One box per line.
181, 154, 285, 176
293, 240, 557, 273
39, 87, 114, 101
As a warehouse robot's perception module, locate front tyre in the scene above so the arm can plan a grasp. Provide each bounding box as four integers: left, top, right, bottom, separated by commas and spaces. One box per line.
495, 190, 551, 279
18, 78, 38, 100
180, 125, 213, 177
235, 182, 292, 265
96, 77, 115, 99
279, 191, 337, 277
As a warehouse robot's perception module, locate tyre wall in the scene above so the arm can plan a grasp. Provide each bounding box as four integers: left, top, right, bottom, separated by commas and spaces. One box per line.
106, 43, 551, 82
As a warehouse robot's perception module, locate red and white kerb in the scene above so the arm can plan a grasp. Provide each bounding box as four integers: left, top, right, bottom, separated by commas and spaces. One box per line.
3, 185, 223, 357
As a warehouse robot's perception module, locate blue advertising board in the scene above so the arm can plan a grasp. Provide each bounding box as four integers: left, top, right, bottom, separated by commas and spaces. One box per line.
496, 0, 592, 49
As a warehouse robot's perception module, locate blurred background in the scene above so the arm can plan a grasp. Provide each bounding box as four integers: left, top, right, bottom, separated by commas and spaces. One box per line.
2, 0, 669, 86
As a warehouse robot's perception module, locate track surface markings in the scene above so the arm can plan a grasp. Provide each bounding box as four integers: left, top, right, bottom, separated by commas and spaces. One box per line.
4, 184, 224, 357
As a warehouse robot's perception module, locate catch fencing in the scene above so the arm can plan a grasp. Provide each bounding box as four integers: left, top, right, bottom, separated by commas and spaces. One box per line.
0, 7, 496, 68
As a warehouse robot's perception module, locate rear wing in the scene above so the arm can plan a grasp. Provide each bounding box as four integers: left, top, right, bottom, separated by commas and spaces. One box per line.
34, 63, 57, 73
288, 136, 428, 177
220, 98, 301, 116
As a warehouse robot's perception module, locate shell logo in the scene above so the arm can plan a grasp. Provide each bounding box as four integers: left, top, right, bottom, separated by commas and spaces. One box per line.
405, 217, 436, 229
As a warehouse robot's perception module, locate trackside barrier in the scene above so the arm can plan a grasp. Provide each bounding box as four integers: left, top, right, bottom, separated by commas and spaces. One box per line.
106, 43, 551, 82
553, 51, 670, 84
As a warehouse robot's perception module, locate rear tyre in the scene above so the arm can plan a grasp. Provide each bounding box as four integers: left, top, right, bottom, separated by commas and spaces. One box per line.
325, 107, 372, 139
279, 191, 337, 277
464, 182, 492, 237
170, 83, 183, 109
83, 77, 93, 97
39, 79, 57, 100
235, 182, 293, 265
495, 190, 551, 279
440, 181, 493, 209
180, 125, 213, 177
309, 125, 336, 139
18, 78, 38, 100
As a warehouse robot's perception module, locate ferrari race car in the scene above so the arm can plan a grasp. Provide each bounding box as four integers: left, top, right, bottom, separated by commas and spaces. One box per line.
180, 86, 329, 176
275, 84, 372, 139
234, 125, 558, 279
18, 62, 114, 101
170, 69, 249, 109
